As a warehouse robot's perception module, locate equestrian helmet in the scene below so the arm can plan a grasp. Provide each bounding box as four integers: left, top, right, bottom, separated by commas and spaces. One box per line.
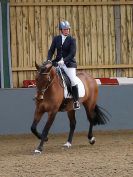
59, 21, 71, 30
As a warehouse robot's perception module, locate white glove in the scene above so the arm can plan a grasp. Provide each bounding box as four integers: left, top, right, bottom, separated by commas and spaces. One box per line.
47, 60, 52, 63
58, 58, 64, 66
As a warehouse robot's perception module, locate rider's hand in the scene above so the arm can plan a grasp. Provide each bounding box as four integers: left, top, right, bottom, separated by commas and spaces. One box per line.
47, 60, 52, 63
58, 58, 64, 66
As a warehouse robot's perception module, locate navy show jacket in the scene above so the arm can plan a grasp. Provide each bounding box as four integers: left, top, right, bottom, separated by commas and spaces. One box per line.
47, 35, 77, 68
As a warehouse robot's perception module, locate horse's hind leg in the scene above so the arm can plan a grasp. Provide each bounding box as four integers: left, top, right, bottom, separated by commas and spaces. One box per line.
83, 103, 96, 145
64, 110, 76, 148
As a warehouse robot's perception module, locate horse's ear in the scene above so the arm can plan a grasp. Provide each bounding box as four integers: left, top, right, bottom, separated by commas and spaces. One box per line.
46, 63, 52, 72
35, 61, 40, 70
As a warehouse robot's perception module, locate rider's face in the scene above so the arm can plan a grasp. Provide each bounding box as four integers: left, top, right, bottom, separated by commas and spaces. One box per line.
61, 29, 70, 36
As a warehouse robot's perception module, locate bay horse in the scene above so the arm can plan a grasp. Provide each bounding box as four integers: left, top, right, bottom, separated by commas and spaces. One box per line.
31, 61, 109, 153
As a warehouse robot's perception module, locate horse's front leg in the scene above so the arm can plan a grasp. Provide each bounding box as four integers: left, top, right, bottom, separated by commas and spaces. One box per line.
64, 110, 76, 148
31, 108, 44, 139
35, 111, 57, 153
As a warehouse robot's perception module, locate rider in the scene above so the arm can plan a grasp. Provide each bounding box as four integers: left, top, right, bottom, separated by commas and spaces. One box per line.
47, 20, 80, 110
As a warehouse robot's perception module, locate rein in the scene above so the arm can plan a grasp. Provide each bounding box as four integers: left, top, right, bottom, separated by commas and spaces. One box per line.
36, 66, 56, 99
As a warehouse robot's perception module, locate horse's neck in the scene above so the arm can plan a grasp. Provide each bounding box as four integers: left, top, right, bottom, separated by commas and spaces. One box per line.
49, 72, 61, 91
44, 74, 63, 103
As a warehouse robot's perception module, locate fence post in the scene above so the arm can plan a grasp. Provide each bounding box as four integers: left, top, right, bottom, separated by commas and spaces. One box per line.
0, 0, 3, 88
0, 0, 12, 88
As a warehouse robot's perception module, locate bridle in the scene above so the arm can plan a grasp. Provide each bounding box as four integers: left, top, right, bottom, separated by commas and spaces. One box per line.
36, 66, 55, 99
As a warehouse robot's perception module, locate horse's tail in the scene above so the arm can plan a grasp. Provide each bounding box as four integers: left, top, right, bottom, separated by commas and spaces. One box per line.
93, 105, 110, 126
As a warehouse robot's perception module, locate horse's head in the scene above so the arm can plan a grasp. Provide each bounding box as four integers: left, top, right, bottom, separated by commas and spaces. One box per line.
35, 61, 52, 74
35, 61, 54, 99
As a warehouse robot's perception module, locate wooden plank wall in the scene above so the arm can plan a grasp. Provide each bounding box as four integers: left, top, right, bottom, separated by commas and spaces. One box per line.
10, 0, 133, 87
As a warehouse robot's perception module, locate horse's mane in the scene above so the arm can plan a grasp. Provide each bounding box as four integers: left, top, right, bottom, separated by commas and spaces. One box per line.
39, 61, 72, 96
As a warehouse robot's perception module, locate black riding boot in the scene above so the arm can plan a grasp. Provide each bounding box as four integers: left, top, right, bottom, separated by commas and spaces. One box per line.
72, 85, 80, 110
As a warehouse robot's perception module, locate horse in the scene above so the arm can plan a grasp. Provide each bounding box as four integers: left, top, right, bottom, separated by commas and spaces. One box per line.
31, 61, 109, 153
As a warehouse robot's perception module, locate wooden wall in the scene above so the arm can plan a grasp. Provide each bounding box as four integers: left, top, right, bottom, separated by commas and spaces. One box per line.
9, 0, 133, 87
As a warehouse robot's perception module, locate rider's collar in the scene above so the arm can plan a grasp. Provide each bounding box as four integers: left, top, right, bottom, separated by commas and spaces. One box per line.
61, 34, 67, 44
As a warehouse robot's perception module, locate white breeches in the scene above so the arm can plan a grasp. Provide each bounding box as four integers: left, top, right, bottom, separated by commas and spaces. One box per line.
61, 64, 78, 86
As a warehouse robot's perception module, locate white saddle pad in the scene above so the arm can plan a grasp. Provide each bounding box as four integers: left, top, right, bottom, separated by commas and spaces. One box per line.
64, 77, 85, 98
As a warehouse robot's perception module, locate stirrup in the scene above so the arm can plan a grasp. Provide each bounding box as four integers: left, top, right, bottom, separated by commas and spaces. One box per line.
73, 101, 80, 110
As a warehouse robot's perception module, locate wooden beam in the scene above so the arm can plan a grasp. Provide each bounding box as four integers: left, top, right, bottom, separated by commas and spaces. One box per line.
12, 67, 36, 71
10, 1, 133, 7
12, 64, 133, 71
78, 64, 133, 70
78, 64, 133, 69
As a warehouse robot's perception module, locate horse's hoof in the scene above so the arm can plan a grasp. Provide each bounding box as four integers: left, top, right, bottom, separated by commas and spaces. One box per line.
63, 142, 72, 148
34, 149, 42, 154
89, 137, 96, 145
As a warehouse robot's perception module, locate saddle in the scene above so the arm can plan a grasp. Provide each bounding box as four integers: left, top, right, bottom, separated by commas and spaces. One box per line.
56, 67, 85, 99
56, 67, 72, 97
